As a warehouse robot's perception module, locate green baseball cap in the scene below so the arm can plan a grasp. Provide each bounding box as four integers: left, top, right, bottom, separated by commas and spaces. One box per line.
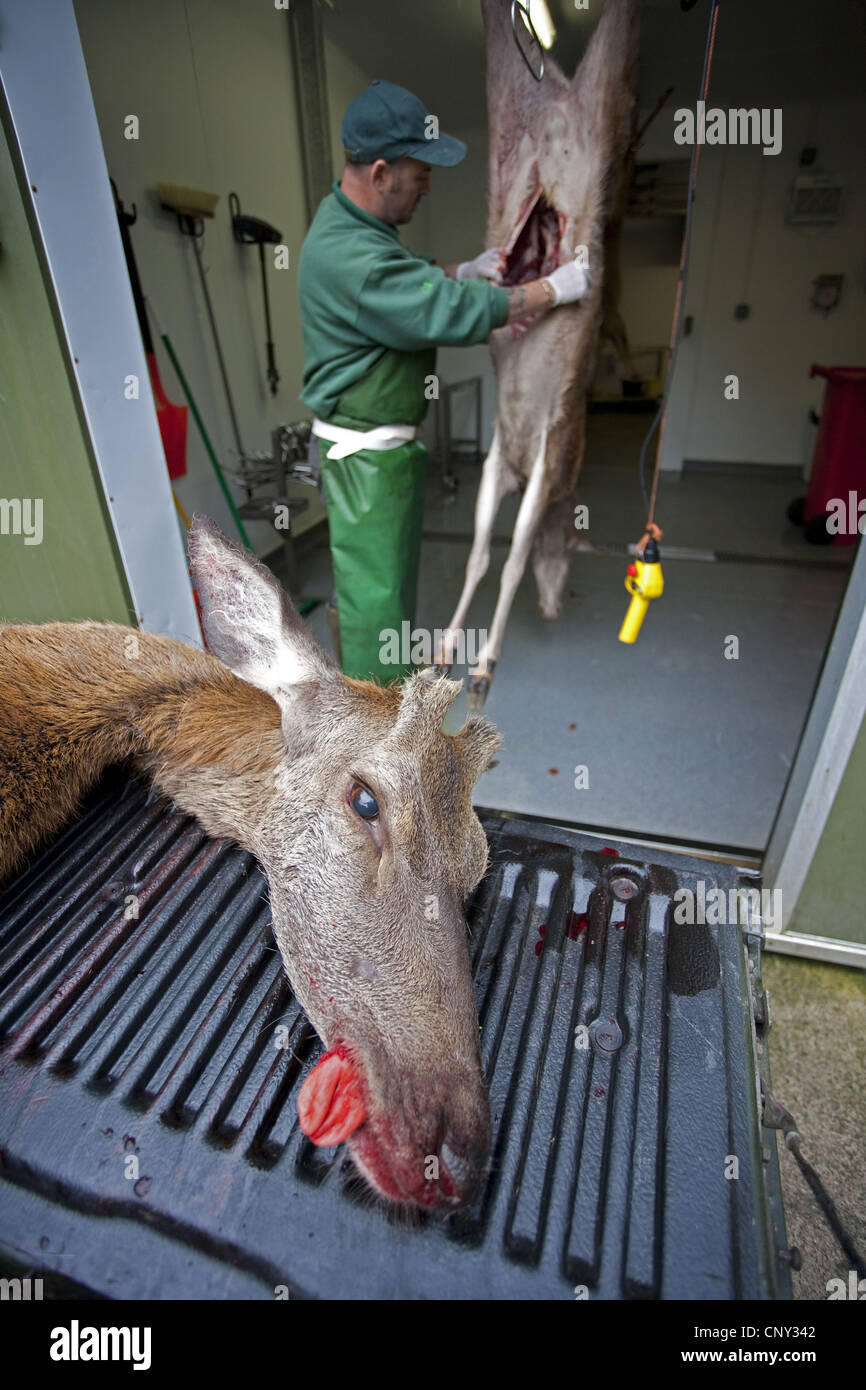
341, 80, 467, 167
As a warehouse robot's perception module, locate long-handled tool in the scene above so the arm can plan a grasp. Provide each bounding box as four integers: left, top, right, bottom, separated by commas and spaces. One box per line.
154, 183, 312, 571
229, 191, 283, 397
156, 182, 247, 464
111, 179, 187, 481
147, 297, 251, 550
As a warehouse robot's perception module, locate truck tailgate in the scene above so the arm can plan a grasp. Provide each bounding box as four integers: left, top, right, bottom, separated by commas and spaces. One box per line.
0, 770, 790, 1299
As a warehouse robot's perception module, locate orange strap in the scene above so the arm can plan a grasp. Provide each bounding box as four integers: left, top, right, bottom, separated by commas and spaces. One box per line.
639, 2, 719, 549
634, 522, 662, 558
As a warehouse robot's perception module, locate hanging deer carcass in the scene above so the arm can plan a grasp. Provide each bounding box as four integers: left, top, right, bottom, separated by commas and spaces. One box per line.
0, 517, 501, 1210
436, 0, 642, 707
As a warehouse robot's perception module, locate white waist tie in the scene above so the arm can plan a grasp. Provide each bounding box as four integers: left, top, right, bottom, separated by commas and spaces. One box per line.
312, 417, 418, 461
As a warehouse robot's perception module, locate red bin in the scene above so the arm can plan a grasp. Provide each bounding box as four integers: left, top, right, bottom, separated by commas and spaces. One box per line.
805, 364, 866, 545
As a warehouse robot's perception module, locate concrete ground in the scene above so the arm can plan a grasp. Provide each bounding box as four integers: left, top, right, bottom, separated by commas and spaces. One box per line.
763, 953, 866, 1301
280, 410, 863, 1300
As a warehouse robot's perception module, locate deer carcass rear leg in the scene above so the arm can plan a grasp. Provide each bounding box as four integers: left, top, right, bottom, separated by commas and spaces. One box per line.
466, 430, 550, 710
531, 492, 580, 621
433, 426, 508, 674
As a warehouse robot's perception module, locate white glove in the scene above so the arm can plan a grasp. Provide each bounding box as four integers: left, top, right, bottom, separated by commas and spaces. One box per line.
457, 247, 507, 282
545, 259, 591, 305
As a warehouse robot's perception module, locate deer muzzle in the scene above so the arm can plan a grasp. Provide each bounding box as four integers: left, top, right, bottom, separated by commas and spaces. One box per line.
298, 1038, 490, 1211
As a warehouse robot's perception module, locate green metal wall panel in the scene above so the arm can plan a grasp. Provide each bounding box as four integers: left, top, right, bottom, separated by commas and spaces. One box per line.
0, 112, 132, 624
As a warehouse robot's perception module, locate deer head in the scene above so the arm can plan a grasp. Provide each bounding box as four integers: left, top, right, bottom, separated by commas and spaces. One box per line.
186, 517, 501, 1210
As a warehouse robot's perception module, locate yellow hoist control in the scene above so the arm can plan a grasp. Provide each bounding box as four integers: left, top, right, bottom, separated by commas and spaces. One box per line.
618, 536, 664, 644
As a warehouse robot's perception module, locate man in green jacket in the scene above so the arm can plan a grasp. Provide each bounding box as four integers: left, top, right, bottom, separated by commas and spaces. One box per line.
297, 79, 590, 683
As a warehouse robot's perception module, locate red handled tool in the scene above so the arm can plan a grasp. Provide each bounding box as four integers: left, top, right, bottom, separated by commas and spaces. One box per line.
111, 179, 187, 480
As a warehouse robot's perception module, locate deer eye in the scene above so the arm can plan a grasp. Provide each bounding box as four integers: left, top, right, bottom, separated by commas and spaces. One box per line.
349, 781, 379, 821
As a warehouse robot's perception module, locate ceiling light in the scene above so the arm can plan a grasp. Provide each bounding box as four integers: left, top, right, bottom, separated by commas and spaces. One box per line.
526, 0, 556, 50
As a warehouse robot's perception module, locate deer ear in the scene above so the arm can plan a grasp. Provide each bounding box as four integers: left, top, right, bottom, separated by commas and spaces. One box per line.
188, 515, 337, 696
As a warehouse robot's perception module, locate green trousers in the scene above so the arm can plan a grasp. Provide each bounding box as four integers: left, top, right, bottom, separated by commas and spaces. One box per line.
320, 439, 428, 683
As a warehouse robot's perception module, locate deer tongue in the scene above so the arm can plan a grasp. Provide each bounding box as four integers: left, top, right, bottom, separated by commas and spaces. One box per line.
297, 1045, 367, 1147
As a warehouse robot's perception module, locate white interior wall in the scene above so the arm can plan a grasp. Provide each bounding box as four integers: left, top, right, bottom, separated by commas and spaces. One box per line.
322, 37, 365, 187
73, 0, 326, 552
323, 38, 434, 250
660, 98, 866, 471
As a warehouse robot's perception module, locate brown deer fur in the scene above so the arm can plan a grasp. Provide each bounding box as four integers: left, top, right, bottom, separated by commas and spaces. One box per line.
438, 0, 641, 706
0, 517, 502, 1211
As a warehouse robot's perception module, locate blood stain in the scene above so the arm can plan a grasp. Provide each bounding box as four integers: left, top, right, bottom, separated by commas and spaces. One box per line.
534, 940, 544, 956
548, 767, 559, 775
538, 923, 546, 937
569, 723, 577, 730
601, 847, 619, 857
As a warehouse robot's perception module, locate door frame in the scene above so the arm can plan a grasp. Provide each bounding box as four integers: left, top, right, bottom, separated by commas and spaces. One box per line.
0, 0, 200, 646
762, 530, 866, 965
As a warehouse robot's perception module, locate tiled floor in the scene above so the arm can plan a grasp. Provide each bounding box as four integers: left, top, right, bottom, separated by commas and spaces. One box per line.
290, 412, 852, 852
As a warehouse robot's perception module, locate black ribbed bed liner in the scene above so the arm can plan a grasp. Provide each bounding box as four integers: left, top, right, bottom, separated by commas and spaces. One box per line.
0, 770, 790, 1300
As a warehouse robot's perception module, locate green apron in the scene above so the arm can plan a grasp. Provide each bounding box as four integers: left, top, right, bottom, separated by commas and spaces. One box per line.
320, 345, 435, 683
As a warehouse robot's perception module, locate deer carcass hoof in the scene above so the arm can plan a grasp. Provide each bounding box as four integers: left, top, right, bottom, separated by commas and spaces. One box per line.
538, 600, 562, 621
466, 661, 496, 711
431, 639, 457, 672
466, 679, 490, 711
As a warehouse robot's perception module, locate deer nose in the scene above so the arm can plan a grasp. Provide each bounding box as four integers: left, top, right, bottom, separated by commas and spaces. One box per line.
438, 1134, 486, 1206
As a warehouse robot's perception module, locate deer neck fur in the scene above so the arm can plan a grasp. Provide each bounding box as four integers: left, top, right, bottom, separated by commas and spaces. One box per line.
0, 620, 283, 881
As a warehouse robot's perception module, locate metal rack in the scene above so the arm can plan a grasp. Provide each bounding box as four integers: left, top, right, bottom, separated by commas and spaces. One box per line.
227, 418, 319, 589
433, 376, 484, 493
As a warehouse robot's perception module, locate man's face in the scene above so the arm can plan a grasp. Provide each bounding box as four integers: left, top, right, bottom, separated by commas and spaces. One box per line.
376, 157, 431, 225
